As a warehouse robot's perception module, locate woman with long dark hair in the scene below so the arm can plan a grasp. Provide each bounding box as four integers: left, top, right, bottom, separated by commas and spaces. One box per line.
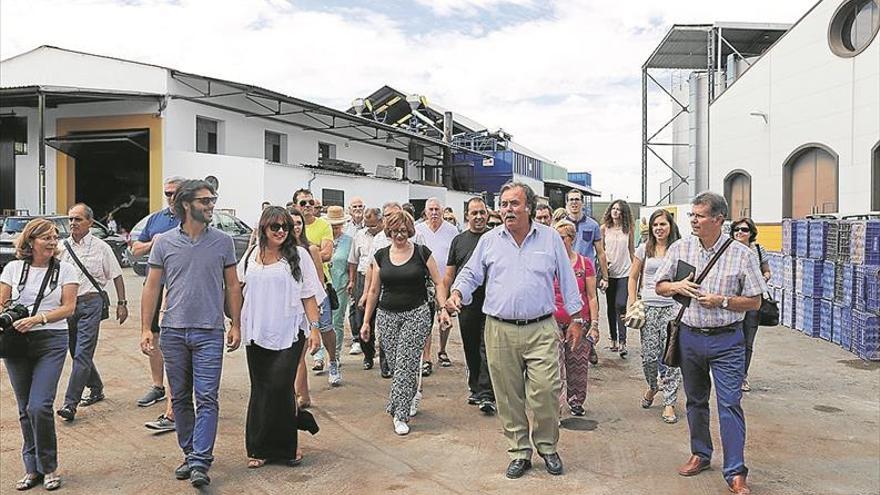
239, 207, 322, 468
600, 199, 635, 357
627, 209, 682, 423
730, 217, 771, 392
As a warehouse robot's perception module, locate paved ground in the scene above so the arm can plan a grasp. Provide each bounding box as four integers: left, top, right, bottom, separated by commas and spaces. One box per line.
1, 271, 878, 494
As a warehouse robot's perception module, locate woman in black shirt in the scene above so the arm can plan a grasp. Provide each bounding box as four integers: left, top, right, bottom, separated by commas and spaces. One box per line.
361, 211, 448, 436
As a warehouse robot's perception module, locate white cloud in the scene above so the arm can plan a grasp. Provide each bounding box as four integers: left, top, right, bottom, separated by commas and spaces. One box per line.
0, 0, 817, 202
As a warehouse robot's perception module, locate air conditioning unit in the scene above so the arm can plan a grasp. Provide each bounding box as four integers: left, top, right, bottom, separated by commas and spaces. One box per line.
375, 165, 401, 180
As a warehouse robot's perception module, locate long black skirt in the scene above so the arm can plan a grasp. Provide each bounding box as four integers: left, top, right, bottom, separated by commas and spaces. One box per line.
245, 336, 305, 461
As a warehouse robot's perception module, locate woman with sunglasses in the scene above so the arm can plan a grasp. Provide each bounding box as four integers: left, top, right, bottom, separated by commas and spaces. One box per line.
360, 211, 448, 435
1, 218, 80, 491
730, 218, 771, 392
239, 207, 322, 468
627, 209, 683, 423
288, 207, 326, 409
600, 199, 635, 358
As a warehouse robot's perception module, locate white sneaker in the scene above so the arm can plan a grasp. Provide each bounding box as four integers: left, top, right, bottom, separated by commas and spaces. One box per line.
409, 391, 422, 417
393, 418, 410, 435
328, 361, 341, 387
349, 342, 362, 355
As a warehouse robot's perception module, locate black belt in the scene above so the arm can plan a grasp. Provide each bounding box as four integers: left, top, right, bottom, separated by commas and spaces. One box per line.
489, 313, 553, 327
77, 292, 102, 301
683, 322, 740, 335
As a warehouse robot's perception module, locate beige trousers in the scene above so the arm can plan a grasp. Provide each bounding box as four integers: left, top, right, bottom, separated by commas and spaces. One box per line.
485, 316, 562, 460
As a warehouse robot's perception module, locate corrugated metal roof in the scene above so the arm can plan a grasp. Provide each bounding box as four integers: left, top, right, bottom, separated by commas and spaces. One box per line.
643, 23, 790, 69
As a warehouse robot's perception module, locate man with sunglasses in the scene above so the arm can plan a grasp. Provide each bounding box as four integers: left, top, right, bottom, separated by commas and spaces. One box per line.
140, 179, 242, 488
292, 188, 339, 383
131, 176, 184, 432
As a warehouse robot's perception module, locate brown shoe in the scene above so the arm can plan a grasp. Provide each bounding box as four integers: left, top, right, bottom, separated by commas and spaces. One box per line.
728, 474, 751, 494
677, 455, 711, 476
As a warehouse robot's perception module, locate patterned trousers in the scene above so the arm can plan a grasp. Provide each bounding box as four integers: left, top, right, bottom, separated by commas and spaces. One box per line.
557, 323, 591, 410
639, 305, 682, 406
377, 303, 432, 422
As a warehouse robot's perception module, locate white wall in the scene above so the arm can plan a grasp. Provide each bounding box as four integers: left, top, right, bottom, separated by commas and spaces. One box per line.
709, 0, 880, 221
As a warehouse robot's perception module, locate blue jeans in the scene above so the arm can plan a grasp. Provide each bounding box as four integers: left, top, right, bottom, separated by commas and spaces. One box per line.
313, 297, 333, 362
679, 323, 748, 483
160, 327, 224, 472
4, 328, 68, 474
64, 295, 104, 408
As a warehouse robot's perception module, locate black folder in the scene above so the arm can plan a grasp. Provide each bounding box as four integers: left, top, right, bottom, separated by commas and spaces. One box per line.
673, 260, 697, 307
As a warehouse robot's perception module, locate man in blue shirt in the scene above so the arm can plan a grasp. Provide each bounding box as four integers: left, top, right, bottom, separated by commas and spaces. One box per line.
131, 176, 183, 432
565, 189, 608, 285
140, 179, 242, 488
447, 182, 584, 480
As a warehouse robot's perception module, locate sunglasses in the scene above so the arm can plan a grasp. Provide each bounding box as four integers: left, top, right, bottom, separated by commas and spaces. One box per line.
488, 221, 502, 227
733, 227, 751, 233
268, 223, 290, 232
298, 199, 315, 207
164, 191, 175, 198
193, 196, 218, 206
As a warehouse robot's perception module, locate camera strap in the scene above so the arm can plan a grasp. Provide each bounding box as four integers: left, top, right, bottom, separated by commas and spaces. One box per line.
23, 258, 60, 317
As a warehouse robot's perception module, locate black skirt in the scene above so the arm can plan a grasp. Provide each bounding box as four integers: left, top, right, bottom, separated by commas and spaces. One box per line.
245, 336, 306, 461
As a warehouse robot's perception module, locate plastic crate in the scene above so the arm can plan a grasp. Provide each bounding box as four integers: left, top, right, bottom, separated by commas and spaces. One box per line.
782, 289, 795, 328
851, 220, 880, 266
799, 258, 823, 297
832, 304, 848, 345
838, 221, 853, 264
783, 256, 796, 292
853, 310, 880, 361
801, 296, 822, 338
766, 251, 784, 288
782, 219, 795, 256
842, 264, 855, 307
837, 305, 853, 350
824, 221, 841, 261
866, 265, 880, 314
808, 220, 832, 259
795, 220, 810, 258
821, 261, 836, 300
819, 299, 834, 341
854, 265, 868, 311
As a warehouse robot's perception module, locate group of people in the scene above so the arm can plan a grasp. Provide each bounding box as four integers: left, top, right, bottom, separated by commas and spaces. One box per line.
0, 175, 769, 494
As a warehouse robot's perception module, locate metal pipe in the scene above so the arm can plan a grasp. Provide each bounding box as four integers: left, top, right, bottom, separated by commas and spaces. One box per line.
38, 91, 46, 215
641, 67, 648, 206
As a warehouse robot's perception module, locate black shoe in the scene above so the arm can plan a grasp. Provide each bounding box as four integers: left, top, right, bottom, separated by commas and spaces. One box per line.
467, 393, 480, 405
190, 469, 210, 487
570, 404, 586, 416
79, 391, 105, 407
174, 462, 191, 480
56, 405, 76, 422
539, 452, 563, 475
362, 359, 374, 370
381, 367, 393, 379
505, 459, 532, 479
479, 400, 496, 415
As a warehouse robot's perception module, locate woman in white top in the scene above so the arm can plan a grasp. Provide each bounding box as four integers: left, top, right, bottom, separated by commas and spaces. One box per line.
238, 207, 322, 469
0, 218, 79, 491
600, 199, 635, 357
627, 209, 683, 423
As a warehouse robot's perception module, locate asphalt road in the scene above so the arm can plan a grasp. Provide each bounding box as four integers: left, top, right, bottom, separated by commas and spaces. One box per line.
1, 270, 878, 494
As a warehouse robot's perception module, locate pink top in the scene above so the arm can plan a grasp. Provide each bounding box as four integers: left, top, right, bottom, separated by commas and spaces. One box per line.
553, 254, 594, 325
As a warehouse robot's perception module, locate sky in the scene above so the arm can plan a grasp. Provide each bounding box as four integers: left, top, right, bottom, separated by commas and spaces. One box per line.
0, 0, 819, 202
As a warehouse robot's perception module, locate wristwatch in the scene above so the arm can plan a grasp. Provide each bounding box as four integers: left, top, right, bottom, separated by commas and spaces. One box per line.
571, 317, 585, 326
118, 300, 127, 306
309, 321, 321, 330
721, 297, 730, 309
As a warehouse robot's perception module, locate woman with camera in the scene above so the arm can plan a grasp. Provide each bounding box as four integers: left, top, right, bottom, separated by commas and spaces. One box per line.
0, 218, 80, 491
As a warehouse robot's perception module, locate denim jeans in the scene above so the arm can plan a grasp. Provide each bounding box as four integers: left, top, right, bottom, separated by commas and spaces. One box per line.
64, 295, 104, 408
4, 328, 68, 474
313, 297, 333, 362
160, 327, 224, 471
331, 283, 350, 358
679, 323, 748, 483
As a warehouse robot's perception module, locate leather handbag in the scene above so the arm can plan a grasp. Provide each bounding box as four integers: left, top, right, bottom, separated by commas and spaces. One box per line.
325, 282, 340, 311
624, 254, 646, 329
63, 241, 110, 320
0, 259, 59, 358
662, 238, 734, 368
755, 245, 779, 326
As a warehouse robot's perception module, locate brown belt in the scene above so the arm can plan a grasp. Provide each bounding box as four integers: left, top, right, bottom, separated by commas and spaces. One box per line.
77, 292, 103, 301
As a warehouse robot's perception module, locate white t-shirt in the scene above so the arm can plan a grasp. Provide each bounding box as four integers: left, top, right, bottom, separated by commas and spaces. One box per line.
415, 221, 458, 272
0, 259, 80, 331
237, 247, 323, 350
635, 244, 674, 307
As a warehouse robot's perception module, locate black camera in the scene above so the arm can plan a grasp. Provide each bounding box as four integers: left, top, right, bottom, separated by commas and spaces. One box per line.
0, 304, 29, 331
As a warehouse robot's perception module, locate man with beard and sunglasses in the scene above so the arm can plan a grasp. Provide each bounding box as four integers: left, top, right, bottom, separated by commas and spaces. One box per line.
292, 189, 340, 385
131, 176, 184, 433
140, 179, 242, 488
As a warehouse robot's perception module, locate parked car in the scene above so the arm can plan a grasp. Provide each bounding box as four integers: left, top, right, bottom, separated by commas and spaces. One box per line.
0, 215, 129, 271
128, 210, 253, 276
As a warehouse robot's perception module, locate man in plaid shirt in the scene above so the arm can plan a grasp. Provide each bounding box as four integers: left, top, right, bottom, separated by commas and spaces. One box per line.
656, 191, 766, 495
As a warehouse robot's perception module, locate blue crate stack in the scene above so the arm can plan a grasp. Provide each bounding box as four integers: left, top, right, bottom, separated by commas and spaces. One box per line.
822, 261, 836, 300
782, 219, 795, 256
801, 295, 822, 337
799, 258, 823, 297
794, 220, 810, 258
783, 289, 795, 328
853, 311, 879, 361
839, 306, 853, 351
783, 256, 796, 292
808, 219, 831, 259
866, 265, 880, 314
819, 299, 833, 341
854, 266, 868, 311
832, 304, 846, 345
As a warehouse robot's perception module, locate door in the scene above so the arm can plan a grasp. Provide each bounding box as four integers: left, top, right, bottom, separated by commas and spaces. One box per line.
785, 146, 838, 218
724, 172, 751, 219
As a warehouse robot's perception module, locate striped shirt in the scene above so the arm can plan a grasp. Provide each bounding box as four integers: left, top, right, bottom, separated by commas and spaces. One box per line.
655, 234, 767, 328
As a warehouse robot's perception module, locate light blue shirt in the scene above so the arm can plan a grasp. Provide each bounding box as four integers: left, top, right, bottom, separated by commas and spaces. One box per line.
452, 222, 583, 320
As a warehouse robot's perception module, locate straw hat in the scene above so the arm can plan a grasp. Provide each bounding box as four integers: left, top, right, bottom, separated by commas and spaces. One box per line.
326, 205, 350, 225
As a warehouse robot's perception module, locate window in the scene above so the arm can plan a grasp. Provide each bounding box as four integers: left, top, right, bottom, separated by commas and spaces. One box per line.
196, 117, 219, 154
724, 171, 752, 219
0, 117, 28, 155
318, 142, 336, 163
829, 0, 880, 57
322, 188, 344, 207
872, 142, 879, 211
395, 157, 408, 180
783, 145, 839, 218
264, 131, 286, 163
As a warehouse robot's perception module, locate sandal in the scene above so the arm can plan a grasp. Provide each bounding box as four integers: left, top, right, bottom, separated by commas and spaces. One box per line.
43, 473, 61, 491
438, 351, 452, 367
640, 390, 656, 409
296, 394, 311, 410
15, 473, 43, 491
662, 406, 678, 424
287, 452, 304, 467
608, 342, 619, 352
421, 361, 433, 377
619, 344, 628, 358
247, 458, 266, 469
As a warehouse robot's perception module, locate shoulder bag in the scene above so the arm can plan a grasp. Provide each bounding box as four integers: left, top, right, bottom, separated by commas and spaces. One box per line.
755, 244, 779, 326
623, 252, 646, 329
0, 258, 60, 358
662, 238, 733, 368
64, 241, 110, 320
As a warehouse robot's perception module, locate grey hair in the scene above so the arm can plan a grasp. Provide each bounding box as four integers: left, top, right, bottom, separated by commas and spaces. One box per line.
499, 181, 537, 217
70, 203, 94, 220
425, 197, 442, 207
692, 191, 728, 218
382, 201, 401, 211
364, 207, 382, 219
164, 176, 186, 186
535, 203, 552, 212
